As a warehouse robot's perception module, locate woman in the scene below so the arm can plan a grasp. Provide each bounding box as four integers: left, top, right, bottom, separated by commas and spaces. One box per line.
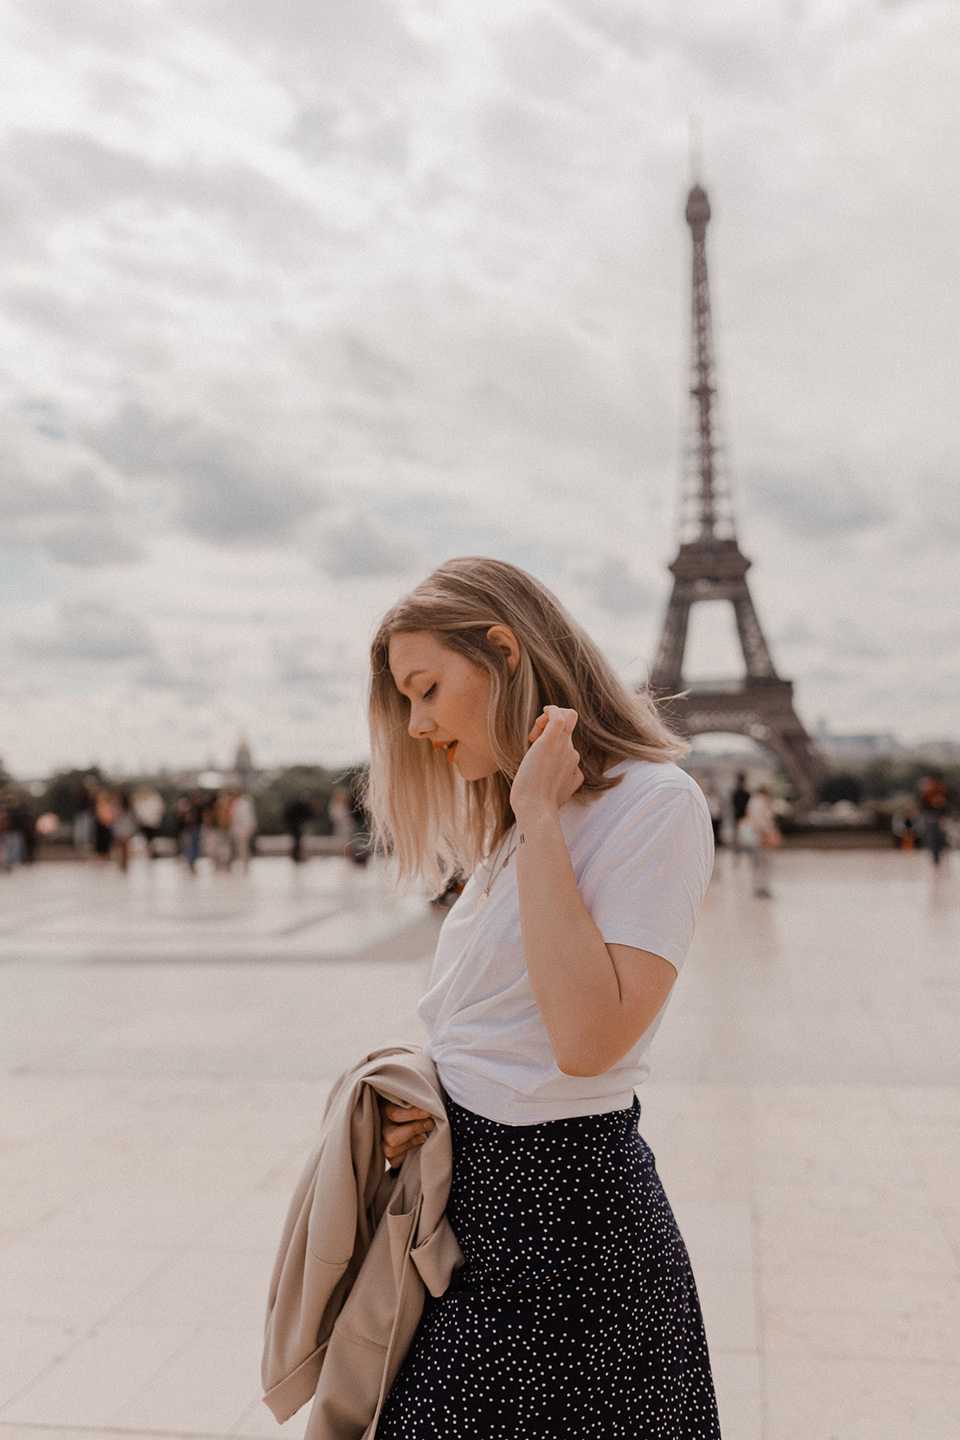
367, 557, 720, 1439
112, 789, 137, 873
742, 784, 780, 898
92, 787, 117, 865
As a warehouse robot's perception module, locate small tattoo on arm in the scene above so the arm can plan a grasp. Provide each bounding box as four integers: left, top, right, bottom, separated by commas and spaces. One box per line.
519, 833, 525, 844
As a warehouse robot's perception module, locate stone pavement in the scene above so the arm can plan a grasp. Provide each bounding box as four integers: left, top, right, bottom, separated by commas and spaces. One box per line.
0, 848, 958, 1440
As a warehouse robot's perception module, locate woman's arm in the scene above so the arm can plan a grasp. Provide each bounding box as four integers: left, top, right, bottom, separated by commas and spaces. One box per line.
512, 708, 677, 1078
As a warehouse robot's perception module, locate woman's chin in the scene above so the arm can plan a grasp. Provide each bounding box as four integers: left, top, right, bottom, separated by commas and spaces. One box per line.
457, 760, 503, 783
455, 757, 500, 783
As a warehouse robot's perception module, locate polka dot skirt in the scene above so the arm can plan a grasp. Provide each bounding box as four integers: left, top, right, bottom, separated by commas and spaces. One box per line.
376, 1096, 721, 1439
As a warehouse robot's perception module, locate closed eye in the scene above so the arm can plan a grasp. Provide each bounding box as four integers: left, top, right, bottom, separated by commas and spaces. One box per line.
422, 683, 436, 699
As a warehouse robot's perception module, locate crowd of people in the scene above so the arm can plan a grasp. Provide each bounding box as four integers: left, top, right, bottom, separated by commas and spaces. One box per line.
691, 767, 955, 897
891, 771, 953, 864
0, 767, 953, 882
169, 787, 257, 873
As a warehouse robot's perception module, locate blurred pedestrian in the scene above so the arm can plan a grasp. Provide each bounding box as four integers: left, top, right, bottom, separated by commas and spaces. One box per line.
73, 776, 97, 855
132, 786, 165, 858
730, 771, 750, 859
328, 785, 354, 855
229, 789, 257, 872
92, 787, 116, 864
112, 789, 137, 873
283, 790, 315, 864
742, 784, 781, 897
892, 805, 918, 850
918, 770, 950, 866
0, 788, 21, 873
2, 790, 36, 868
177, 790, 206, 873
211, 789, 235, 870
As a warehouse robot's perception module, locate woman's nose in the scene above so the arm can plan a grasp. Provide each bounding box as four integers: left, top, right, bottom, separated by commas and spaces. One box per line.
408, 707, 434, 740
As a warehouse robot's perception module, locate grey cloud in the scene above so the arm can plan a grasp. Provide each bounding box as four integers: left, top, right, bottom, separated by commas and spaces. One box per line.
21, 400, 69, 442
2, 130, 327, 265
136, 656, 219, 702
0, 465, 145, 567
286, 105, 339, 166
552, 0, 652, 57
774, 616, 816, 646
90, 404, 323, 545
494, 12, 608, 105
276, 654, 355, 704
316, 511, 421, 579
0, 467, 111, 520
743, 466, 891, 539
24, 601, 153, 663
337, 331, 414, 398
6, 130, 153, 219
579, 557, 656, 617
823, 620, 891, 662
175, 439, 315, 546
22, 0, 165, 52
917, 459, 960, 543
41, 518, 143, 568
179, 0, 432, 86
287, 105, 410, 172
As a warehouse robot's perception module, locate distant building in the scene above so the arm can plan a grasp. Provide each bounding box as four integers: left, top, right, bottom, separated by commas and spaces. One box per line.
813, 724, 960, 766
815, 721, 901, 760
234, 737, 254, 784
160, 736, 272, 792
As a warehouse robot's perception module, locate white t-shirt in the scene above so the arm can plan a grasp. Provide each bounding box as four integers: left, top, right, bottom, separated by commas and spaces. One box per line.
420, 759, 714, 1126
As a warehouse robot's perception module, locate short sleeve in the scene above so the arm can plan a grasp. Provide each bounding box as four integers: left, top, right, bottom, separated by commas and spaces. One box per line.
575, 780, 714, 972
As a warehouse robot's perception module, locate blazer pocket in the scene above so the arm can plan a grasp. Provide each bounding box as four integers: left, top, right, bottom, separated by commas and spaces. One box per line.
411, 1218, 465, 1296
385, 1189, 421, 1285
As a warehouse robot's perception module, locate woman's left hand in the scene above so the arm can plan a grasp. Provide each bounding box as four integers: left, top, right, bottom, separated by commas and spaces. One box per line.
509, 705, 584, 818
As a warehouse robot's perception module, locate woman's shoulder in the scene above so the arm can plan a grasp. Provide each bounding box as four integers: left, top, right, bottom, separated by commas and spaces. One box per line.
569, 760, 713, 880
568, 760, 710, 846
602, 758, 706, 809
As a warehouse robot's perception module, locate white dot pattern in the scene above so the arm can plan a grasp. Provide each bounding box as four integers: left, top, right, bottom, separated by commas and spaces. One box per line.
376, 1097, 721, 1438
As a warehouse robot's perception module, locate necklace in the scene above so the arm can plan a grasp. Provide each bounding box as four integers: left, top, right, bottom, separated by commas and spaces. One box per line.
476, 833, 517, 909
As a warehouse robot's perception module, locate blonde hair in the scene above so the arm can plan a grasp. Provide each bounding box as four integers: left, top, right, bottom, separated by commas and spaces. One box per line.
367, 556, 688, 892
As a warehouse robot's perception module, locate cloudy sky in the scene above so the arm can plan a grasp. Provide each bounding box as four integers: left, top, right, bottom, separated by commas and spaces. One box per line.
1, 0, 958, 776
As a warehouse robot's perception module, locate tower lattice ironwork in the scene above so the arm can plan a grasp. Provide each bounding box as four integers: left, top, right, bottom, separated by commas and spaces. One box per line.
650, 183, 826, 810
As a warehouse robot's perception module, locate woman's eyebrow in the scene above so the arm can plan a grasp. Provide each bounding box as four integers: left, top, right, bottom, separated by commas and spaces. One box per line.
401, 668, 428, 689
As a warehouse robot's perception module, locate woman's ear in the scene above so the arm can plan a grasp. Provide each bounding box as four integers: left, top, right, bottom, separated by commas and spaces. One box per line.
486, 624, 521, 676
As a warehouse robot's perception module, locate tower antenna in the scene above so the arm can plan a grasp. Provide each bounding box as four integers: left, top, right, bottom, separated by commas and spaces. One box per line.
688, 115, 703, 186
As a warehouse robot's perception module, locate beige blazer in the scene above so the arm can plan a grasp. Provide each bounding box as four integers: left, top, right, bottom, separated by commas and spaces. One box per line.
262, 1045, 464, 1440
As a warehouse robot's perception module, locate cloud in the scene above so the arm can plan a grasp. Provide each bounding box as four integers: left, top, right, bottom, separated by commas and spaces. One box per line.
23, 601, 154, 663
0, 465, 145, 567
40, 518, 143, 568
823, 619, 891, 662
179, 0, 433, 90
742, 465, 891, 539
579, 556, 656, 617
315, 510, 421, 579
916, 456, 960, 544
90, 404, 323, 545
552, 0, 652, 58
0, 129, 329, 266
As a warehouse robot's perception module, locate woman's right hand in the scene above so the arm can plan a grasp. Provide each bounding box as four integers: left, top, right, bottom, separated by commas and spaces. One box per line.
379, 1095, 435, 1165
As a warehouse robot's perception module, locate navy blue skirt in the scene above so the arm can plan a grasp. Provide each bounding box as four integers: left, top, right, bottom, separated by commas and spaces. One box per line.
376, 1096, 721, 1439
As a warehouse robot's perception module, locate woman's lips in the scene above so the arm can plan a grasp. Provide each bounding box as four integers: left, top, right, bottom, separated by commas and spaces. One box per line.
432, 739, 459, 764
445, 741, 458, 765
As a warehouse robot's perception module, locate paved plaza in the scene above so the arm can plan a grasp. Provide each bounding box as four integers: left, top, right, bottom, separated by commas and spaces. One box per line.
0, 847, 958, 1440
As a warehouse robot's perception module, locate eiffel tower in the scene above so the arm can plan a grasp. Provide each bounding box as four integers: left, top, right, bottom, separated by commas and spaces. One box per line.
650, 181, 826, 811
